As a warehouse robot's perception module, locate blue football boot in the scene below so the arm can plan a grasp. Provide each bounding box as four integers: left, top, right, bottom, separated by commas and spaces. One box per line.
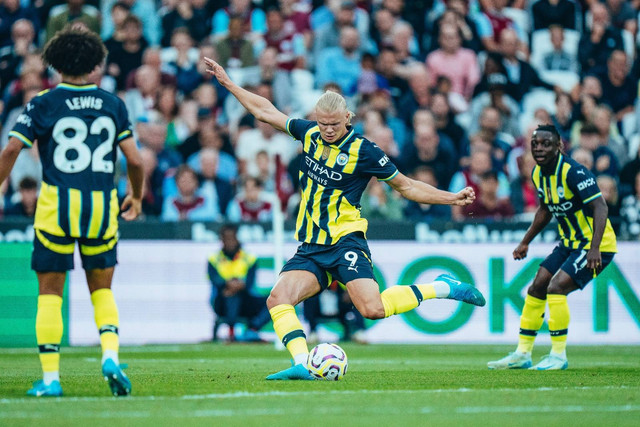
27, 380, 63, 397
436, 274, 486, 306
102, 359, 132, 396
266, 363, 315, 380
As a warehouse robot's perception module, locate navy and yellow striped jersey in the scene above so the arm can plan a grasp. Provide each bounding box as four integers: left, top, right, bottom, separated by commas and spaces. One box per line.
286, 118, 398, 245
9, 83, 133, 240
532, 154, 617, 252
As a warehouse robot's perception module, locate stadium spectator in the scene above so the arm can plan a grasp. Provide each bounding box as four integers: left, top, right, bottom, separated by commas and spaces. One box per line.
374, 48, 409, 107
475, 0, 523, 53
101, 0, 160, 46
149, 85, 197, 151
403, 166, 452, 221
605, 0, 637, 35
196, 148, 235, 217
509, 152, 539, 215
261, 7, 307, 72
578, 2, 624, 75
159, 0, 210, 48
278, 0, 312, 50
620, 171, 640, 238
360, 177, 405, 220
102, 1, 130, 54
427, 3, 482, 54
0, 0, 39, 48
620, 144, 640, 197
397, 66, 432, 127
531, 0, 578, 31
596, 50, 636, 122
235, 119, 297, 178
425, 23, 480, 101
462, 170, 515, 220
499, 28, 556, 104
475, 106, 514, 170
45, 0, 101, 43
255, 47, 293, 113
208, 223, 271, 342
313, 0, 370, 62
591, 104, 628, 165
227, 176, 274, 223
0, 19, 37, 95
161, 165, 220, 222
598, 174, 622, 233
365, 89, 407, 149
576, 122, 619, 177
211, 0, 267, 42
468, 73, 520, 139
137, 146, 164, 218
185, 115, 238, 185
123, 64, 162, 123
399, 122, 457, 188
571, 146, 595, 170
161, 28, 201, 94
214, 15, 256, 69
4, 176, 38, 218
430, 92, 469, 159
106, 14, 148, 91
315, 26, 362, 96
551, 92, 575, 143
542, 25, 579, 73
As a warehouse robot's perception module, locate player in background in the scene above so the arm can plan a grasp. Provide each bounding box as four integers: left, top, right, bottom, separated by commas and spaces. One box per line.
0, 27, 144, 396
204, 57, 486, 380
488, 124, 617, 371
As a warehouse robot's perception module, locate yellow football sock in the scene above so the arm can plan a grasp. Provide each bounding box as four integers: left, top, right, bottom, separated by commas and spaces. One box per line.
516, 295, 547, 354
270, 304, 308, 363
36, 295, 63, 373
548, 294, 570, 356
90, 289, 119, 354
380, 284, 435, 318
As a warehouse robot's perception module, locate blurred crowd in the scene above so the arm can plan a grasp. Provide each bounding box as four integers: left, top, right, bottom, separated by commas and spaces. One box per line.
1, 0, 640, 239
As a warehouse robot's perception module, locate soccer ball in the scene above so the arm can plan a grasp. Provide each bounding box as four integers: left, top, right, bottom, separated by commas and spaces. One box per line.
307, 343, 348, 381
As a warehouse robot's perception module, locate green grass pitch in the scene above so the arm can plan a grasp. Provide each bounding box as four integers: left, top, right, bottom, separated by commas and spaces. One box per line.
1, 343, 639, 426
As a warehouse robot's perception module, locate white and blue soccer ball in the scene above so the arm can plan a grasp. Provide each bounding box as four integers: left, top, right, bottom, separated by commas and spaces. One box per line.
307, 343, 348, 381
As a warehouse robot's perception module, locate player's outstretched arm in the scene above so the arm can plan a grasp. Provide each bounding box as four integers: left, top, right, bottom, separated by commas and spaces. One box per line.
203, 57, 289, 132
513, 204, 552, 260
119, 137, 144, 221
386, 172, 475, 205
0, 137, 25, 186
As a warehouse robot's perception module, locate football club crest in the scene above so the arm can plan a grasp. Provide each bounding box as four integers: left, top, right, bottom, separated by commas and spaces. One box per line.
557, 186, 565, 198
322, 146, 330, 160
337, 153, 349, 166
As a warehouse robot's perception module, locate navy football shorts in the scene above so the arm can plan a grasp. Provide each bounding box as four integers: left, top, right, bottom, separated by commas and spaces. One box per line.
540, 243, 615, 289
281, 232, 375, 290
32, 229, 118, 272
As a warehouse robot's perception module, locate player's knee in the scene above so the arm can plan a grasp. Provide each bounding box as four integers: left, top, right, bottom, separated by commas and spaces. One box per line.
546, 281, 568, 295
359, 303, 385, 320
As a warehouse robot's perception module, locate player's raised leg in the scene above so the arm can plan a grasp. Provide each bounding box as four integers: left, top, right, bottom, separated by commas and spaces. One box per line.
87, 267, 131, 395
28, 272, 65, 397
265, 271, 320, 380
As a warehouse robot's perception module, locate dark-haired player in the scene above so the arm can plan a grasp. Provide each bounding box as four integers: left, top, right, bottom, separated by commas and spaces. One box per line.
0, 27, 144, 396
488, 124, 617, 370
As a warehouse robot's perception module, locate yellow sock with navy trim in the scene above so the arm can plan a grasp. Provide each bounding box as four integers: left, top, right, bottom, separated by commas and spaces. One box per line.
548, 294, 570, 356
380, 284, 436, 318
516, 295, 547, 354
36, 295, 63, 374
270, 304, 308, 365
90, 289, 119, 356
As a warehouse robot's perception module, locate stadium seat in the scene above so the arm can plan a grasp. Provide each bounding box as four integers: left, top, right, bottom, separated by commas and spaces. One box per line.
539, 70, 580, 93
530, 29, 580, 72
503, 7, 531, 36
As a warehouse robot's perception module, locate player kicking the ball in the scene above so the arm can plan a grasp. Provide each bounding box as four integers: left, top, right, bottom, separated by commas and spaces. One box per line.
0, 27, 144, 396
488, 125, 616, 371
204, 57, 486, 380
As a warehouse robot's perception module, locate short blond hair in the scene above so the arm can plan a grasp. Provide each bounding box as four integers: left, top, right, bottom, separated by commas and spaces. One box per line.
315, 90, 355, 124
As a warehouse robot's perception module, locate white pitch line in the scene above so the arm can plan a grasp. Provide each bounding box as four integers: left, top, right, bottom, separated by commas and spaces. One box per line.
0, 385, 637, 405
455, 404, 640, 414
